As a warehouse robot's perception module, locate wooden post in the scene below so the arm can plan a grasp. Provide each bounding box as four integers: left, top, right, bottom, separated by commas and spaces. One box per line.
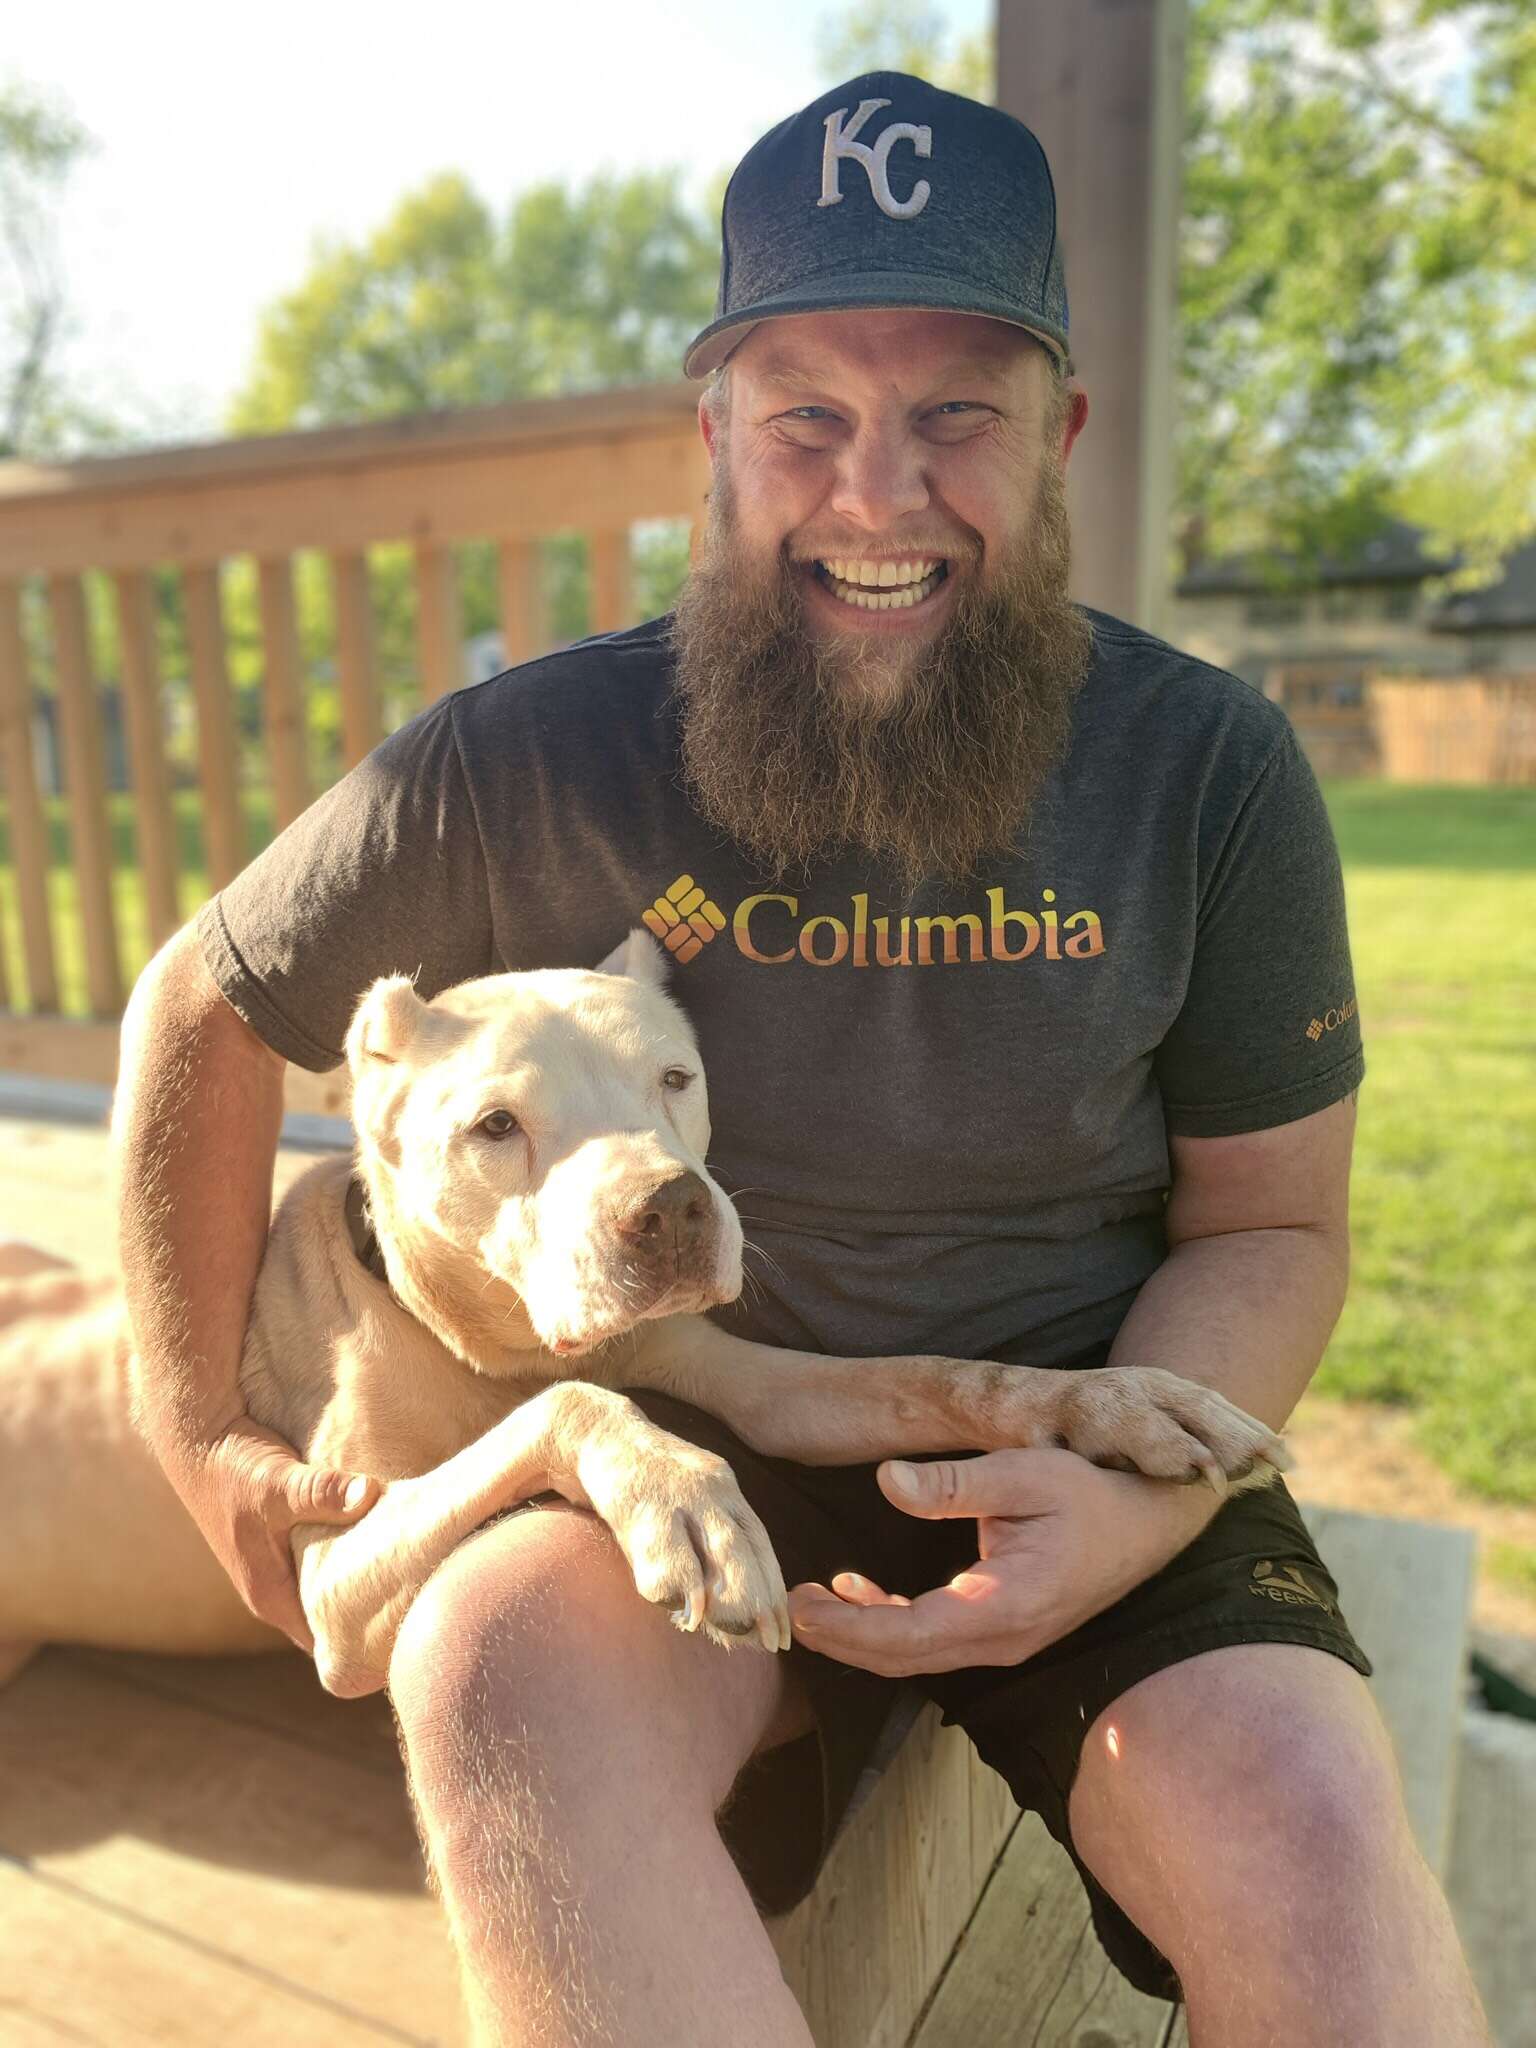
497, 540, 547, 667
111, 569, 182, 950
180, 564, 247, 892
255, 558, 309, 831
996, 0, 1187, 634
588, 531, 632, 634
0, 580, 59, 1012
45, 574, 123, 1016
413, 542, 463, 704
329, 550, 382, 769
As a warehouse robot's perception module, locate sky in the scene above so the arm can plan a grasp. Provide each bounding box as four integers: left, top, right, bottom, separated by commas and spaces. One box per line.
13, 0, 991, 444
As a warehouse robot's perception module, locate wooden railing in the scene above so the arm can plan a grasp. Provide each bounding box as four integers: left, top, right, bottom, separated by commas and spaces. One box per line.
0, 382, 707, 1047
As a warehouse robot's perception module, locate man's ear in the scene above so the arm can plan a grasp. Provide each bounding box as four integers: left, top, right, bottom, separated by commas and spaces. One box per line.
595, 928, 670, 991
345, 974, 430, 1074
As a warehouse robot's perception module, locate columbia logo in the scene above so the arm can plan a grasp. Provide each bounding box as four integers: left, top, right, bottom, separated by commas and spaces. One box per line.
1305, 994, 1358, 1044
642, 874, 726, 964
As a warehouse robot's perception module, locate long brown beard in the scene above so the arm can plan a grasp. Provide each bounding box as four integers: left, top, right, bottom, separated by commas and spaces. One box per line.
667, 451, 1094, 891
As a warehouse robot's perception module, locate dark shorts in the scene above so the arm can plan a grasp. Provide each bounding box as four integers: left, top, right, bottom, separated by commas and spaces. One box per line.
622, 1386, 1373, 2004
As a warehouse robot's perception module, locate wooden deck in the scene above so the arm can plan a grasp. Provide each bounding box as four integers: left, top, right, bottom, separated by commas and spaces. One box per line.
0, 1108, 1521, 2044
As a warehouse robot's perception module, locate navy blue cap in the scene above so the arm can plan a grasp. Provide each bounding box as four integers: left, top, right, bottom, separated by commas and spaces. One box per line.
684, 71, 1070, 379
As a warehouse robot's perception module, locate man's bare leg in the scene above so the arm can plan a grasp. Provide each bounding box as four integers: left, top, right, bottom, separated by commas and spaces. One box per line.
389, 1501, 816, 2048
1068, 1644, 1491, 2046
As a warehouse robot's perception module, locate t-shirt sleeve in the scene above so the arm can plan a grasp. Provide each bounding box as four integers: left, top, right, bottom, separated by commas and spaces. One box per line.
197, 694, 494, 1071
1154, 722, 1365, 1137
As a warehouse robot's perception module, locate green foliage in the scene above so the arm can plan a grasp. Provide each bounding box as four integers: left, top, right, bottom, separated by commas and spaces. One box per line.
229, 167, 719, 433
1180, 0, 1536, 581
0, 82, 92, 455
816, 0, 992, 99
224, 166, 718, 711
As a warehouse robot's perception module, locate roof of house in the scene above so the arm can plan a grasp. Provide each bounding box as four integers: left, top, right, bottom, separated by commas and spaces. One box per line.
1176, 520, 1536, 634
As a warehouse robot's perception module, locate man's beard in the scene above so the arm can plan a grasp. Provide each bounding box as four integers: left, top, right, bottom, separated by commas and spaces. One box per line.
667, 453, 1094, 892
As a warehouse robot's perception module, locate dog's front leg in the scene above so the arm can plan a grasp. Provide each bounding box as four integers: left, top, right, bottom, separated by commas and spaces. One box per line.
623, 1319, 1288, 1492
295, 1380, 787, 1697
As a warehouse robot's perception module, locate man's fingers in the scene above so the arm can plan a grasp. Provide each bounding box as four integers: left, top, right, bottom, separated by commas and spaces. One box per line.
878, 1450, 1062, 1521
281, 1463, 380, 1524
829, 1571, 911, 1608
790, 1571, 1016, 1676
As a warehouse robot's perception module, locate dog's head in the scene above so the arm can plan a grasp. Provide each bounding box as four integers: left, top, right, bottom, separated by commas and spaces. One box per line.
344, 933, 744, 1361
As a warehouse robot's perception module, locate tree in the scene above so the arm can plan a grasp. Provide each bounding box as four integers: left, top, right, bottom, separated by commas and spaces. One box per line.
225, 167, 723, 763
1179, 0, 1535, 586
817, 0, 991, 100
821, 0, 1534, 585
0, 83, 92, 456
230, 167, 720, 432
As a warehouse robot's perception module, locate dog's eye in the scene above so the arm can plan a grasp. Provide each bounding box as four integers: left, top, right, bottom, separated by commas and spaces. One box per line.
476, 1109, 520, 1140
661, 1068, 694, 1093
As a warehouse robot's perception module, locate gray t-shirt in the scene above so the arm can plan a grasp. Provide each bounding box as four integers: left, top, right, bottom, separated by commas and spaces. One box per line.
199, 606, 1364, 1369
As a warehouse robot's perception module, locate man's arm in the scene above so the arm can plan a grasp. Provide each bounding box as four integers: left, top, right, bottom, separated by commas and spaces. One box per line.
788, 1094, 1358, 1673
114, 923, 377, 1650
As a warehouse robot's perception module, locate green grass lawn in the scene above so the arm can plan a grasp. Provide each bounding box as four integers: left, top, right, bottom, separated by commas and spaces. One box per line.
1313, 784, 1536, 1510
2, 780, 1533, 1513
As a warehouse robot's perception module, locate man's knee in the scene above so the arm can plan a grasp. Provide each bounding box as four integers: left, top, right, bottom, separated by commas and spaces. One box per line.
389, 1502, 782, 1818
1070, 1645, 1411, 1912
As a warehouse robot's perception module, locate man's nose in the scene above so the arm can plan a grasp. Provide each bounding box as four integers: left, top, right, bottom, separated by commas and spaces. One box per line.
828, 428, 930, 533
614, 1171, 713, 1259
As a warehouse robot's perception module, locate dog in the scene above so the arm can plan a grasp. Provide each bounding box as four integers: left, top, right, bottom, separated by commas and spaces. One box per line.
0, 931, 1287, 1699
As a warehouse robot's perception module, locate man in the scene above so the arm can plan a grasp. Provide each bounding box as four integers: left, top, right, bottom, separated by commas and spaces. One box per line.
118, 72, 1490, 2046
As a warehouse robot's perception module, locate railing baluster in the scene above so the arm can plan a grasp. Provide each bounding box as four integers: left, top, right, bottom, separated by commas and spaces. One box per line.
330, 549, 381, 769
255, 557, 309, 830
589, 531, 632, 634
0, 579, 59, 1012
414, 542, 463, 705
497, 541, 547, 668
46, 574, 123, 1016
181, 564, 246, 892
111, 568, 181, 951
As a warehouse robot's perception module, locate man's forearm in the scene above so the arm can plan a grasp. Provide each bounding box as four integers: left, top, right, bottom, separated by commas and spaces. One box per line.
1107, 1225, 1350, 1434
114, 926, 285, 1452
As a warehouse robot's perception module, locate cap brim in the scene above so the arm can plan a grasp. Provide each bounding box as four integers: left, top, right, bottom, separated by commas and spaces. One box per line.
683, 275, 1070, 378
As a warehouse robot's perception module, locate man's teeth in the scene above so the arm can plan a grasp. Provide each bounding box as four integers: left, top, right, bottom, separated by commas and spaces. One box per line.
815, 558, 947, 610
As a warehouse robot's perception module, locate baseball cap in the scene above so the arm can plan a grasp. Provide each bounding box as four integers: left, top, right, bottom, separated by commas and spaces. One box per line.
683, 71, 1071, 380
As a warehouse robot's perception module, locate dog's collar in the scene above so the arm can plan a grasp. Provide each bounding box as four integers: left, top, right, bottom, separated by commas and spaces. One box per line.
344, 1174, 391, 1287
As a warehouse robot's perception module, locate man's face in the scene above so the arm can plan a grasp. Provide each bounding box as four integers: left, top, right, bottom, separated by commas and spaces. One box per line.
669, 308, 1095, 889
710, 308, 1079, 695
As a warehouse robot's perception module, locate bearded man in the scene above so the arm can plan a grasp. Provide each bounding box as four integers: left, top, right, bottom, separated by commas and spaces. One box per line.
119, 71, 1490, 2047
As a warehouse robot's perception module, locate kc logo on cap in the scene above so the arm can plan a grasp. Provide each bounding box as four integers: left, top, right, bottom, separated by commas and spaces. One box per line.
681, 71, 1071, 380
819, 98, 933, 221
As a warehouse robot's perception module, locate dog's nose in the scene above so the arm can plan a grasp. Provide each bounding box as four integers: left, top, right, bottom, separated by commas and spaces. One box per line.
616, 1172, 713, 1257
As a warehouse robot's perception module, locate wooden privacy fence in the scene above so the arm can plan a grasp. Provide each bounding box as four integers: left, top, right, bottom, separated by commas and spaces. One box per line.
1267, 663, 1536, 784
0, 382, 707, 1027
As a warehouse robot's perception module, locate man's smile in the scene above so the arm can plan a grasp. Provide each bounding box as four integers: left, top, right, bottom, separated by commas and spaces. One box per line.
799, 555, 955, 626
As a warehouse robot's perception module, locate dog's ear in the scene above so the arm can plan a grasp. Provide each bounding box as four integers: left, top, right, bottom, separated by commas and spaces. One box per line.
594, 927, 670, 991
345, 974, 430, 1072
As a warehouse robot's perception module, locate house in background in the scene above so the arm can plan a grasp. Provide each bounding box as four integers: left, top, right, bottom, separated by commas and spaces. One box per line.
1168, 521, 1536, 688
1167, 524, 1536, 781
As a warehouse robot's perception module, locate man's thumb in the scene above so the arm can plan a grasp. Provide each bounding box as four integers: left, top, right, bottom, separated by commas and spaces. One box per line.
284, 1463, 379, 1524
878, 1452, 1031, 1519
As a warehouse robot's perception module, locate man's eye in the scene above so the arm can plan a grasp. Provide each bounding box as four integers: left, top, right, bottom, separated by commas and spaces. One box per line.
783, 406, 835, 422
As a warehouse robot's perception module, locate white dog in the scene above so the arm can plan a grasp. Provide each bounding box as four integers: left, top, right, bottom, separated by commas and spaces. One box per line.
0, 933, 1286, 1697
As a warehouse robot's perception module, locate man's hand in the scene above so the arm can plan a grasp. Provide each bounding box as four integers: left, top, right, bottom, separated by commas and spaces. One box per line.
160, 1416, 380, 1653
788, 1448, 1222, 1677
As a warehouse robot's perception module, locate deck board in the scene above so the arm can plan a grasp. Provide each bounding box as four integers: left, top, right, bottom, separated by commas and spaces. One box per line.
0, 1649, 467, 2045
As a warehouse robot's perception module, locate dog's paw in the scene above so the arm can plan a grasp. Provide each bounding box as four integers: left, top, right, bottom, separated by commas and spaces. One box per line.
605, 1447, 791, 1654
1047, 1366, 1290, 1495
